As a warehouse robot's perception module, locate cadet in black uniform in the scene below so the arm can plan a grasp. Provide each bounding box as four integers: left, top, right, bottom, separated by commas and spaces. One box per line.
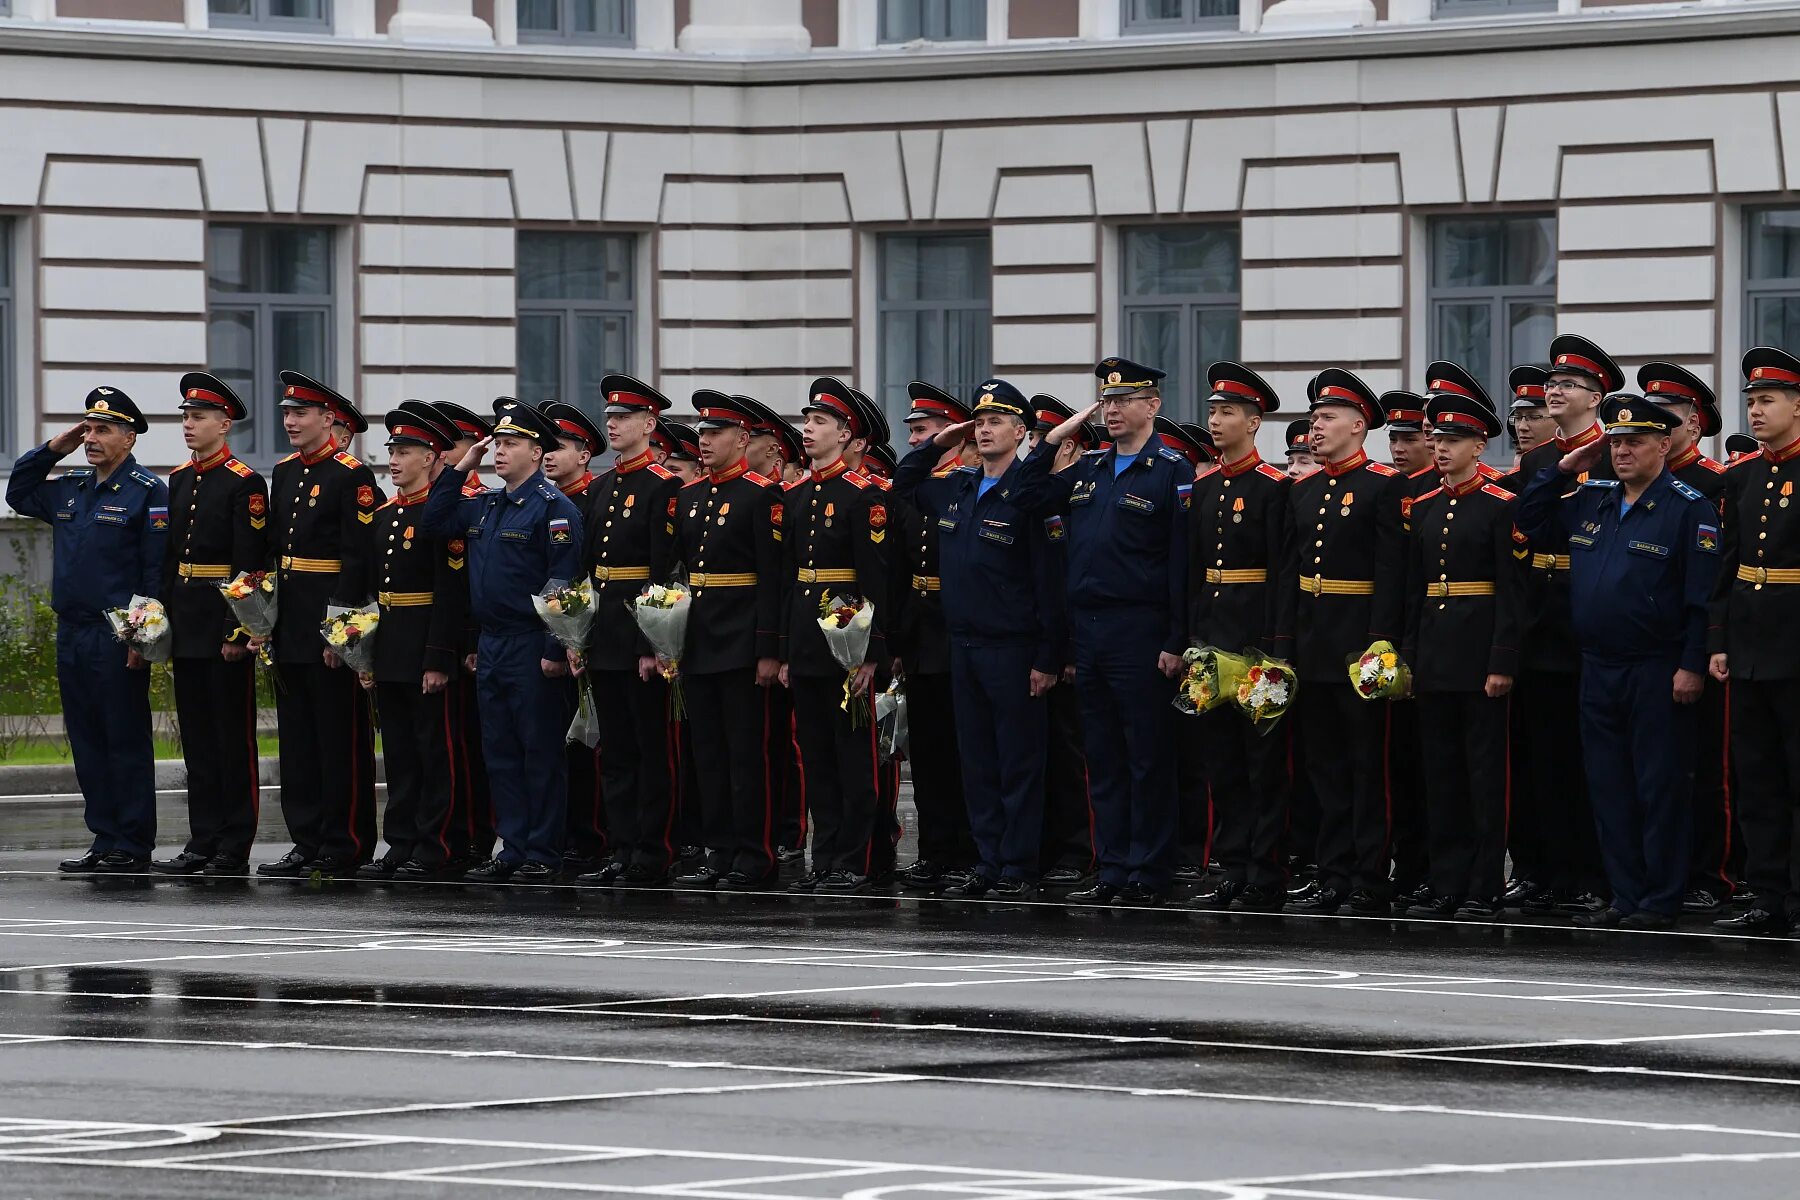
152, 373, 268, 877
1401, 381, 1528, 920
360, 402, 471, 880
257, 372, 382, 878
1709, 347, 1800, 934
1501, 365, 1551, 901
1383, 388, 1434, 906
749, 413, 809, 867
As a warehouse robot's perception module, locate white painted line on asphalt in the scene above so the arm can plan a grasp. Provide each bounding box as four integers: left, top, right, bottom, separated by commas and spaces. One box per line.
149, 1137, 398, 1165
2, 946, 364, 972
1397, 1027, 1800, 1054
537, 973, 1101, 1009
1206, 1147, 1800, 1191
388, 1150, 656, 1178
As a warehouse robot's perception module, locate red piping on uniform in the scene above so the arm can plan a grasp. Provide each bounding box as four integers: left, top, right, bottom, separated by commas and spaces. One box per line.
346, 685, 365, 858
436, 688, 456, 860
863, 688, 880, 876
1381, 703, 1394, 857
1718, 682, 1735, 892
790, 707, 808, 845
1081, 760, 1097, 872
244, 663, 259, 831
759, 688, 775, 872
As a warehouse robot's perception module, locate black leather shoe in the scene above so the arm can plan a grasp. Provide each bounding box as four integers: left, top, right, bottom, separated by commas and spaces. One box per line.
816, 869, 870, 894
717, 870, 771, 892
356, 859, 399, 880
776, 846, 807, 866
463, 858, 516, 883
561, 853, 602, 876
621, 863, 670, 887
1572, 906, 1627, 928
1286, 878, 1322, 904
202, 855, 250, 878
1041, 865, 1088, 886
1291, 886, 1346, 913
1173, 862, 1206, 883
1066, 881, 1122, 906
1502, 877, 1540, 906
1682, 888, 1727, 914
92, 851, 150, 874
787, 870, 823, 894
1348, 888, 1390, 916
1713, 907, 1792, 935
1189, 878, 1243, 909
993, 878, 1039, 901
151, 851, 209, 875
1621, 910, 1675, 930
575, 860, 627, 886
58, 850, 105, 873
675, 844, 705, 865
1407, 893, 1461, 918
513, 861, 559, 884
303, 856, 359, 877
898, 860, 943, 892
1519, 888, 1566, 915
942, 874, 994, 899
1559, 890, 1607, 915
257, 849, 310, 878
1229, 884, 1285, 912
1115, 883, 1168, 907
675, 865, 723, 889
1455, 898, 1500, 921
391, 859, 438, 880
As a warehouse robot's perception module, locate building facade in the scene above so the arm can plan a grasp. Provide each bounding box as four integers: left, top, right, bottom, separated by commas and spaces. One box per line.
0, 0, 1795, 491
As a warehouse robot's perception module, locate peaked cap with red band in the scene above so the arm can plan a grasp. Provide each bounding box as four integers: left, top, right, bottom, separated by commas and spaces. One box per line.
540, 400, 606, 455
1030, 393, 1098, 448
905, 381, 973, 424
802, 376, 865, 439
279, 369, 366, 433
1379, 390, 1428, 433
1308, 367, 1384, 430
1152, 415, 1211, 466
1423, 360, 1495, 416
600, 373, 671, 416
1206, 360, 1280, 413
1284, 419, 1314, 455
849, 387, 888, 449
658, 417, 700, 462
1425, 391, 1502, 439
1547, 333, 1624, 393
1509, 364, 1550, 410
1638, 361, 1720, 437
384, 399, 457, 452
430, 401, 492, 442
1742, 346, 1800, 394
178, 371, 247, 421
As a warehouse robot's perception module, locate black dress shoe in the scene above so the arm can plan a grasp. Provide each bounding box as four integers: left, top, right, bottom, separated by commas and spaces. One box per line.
1455, 898, 1500, 921
575, 860, 627, 886
59, 850, 105, 873
1286, 878, 1323, 904
1173, 863, 1206, 883
898, 860, 942, 891
1188, 878, 1243, 909
463, 858, 516, 883
1066, 881, 1122, 905
1713, 907, 1791, 935
1115, 883, 1168, 907
675, 865, 723, 889
1229, 884, 1285, 912
1682, 888, 1727, 913
202, 855, 250, 878
1041, 865, 1087, 886
1559, 890, 1608, 915
356, 859, 399, 880
92, 851, 150, 874
1406, 893, 1461, 919
1519, 888, 1566, 915
1572, 906, 1627, 928
303, 856, 359, 877
816, 869, 870, 894
992, 878, 1039, 901
621, 863, 670, 886
1621, 910, 1675, 930
717, 870, 771, 892
942, 873, 994, 899
151, 851, 209, 875
675, 844, 705, 864
787, 870, 824, 894
776, 846, 807, 866
391, 859, 437, 880
257, 849, 311, 878
1291, 886, 1345, 913
513, 861, 559, 884
1348, 888, 1390, 916
1502, 877, 1540, 906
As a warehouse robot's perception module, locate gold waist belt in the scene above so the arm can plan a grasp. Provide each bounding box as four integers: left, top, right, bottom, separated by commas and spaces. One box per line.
1299, 576, 1375, 596
592, 565, 650, 583
688, 572, 757, 587
177, 563, 230, 580
280, 556, 340, 573
1424, 581, 1496, 598
1737, 565, 1800, 585
378, 591, 434, 607
911, 575, 942, 592
1530, 553, 1571, 571
796, 568, 857, 584
1206, 568, 1267, 584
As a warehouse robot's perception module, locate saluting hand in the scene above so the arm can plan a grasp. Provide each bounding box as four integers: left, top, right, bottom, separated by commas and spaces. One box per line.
1044, 402, 1102, 447
455, 436, 493, 473
47, 423, 87, 455
933, 420, 975, 449
1673, 668, 1704, 705
1557, 435, 1607, 476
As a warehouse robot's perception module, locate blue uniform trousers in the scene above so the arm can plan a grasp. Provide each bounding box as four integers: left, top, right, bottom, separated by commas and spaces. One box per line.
56, 620, 156, 858
1578, 653, 1695, 917
1071, 607, 1178, 888
950, 640, 1048, 882
477, 631, 567, 865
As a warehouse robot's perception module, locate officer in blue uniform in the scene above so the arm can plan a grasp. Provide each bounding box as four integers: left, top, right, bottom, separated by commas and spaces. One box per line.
1515, 394, 1719, 929
420, 398, 585, 883
1015, 357, 1191, 906
7, 388, 168, 872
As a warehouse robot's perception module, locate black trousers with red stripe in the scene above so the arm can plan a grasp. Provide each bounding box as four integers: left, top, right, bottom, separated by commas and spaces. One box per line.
1386, 698, 1429, 893
172, 654, 260, 861
1299, 683, 1390, 896
375, 680, 466, 867
764, 684, 806, 854
902, 671, 974, 869
557, 676, 608, 865
593, 668, 675, 871
1416, 690, 1510, 905
274, 661, 376, 864
791, 673, 880, 877
684, 668, 777, 880
1688, 677, 1738, 896
1727, 677, 1800, 916
1202, 706, 1291, 891
456, 661, 493, 861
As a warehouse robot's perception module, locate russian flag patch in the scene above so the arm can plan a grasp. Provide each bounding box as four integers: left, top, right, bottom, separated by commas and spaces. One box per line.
1175, 483, 1193, 511
149, 505, 168, 528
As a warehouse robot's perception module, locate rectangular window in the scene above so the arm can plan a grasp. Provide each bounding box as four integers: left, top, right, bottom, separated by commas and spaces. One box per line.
1120, 0, 1238, 34
209, 0, 333, 30
517, 0, 633, 45
515, 231, 636, 422
1432, 0, 1556, 16
1428, 215, 1556, 431
878, 233, 991, 427
0, 220, 12, 457
1745, 208, 1800, 355
878, 0, 985, 42
206, 225, 334, 463
1119, 225, 1240, 421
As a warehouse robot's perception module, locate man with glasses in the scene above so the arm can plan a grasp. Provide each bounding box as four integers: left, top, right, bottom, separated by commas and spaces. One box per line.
1509, 366, 1554, 464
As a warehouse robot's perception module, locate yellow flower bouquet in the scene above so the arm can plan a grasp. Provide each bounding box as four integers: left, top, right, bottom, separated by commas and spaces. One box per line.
1233, 652, 1298, 734
1349, 639, 1411, 701
1173, 645, 1251, 716
321, 603, 381, 676
104, 594, 173, 663
218, 570, 278, 667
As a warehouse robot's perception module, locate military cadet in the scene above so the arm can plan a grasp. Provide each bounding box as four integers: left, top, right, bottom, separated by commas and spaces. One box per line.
1183, 363, 1293, 912
748, 410, 800, 485
660, 419, 704, 484
573, 376, 681, 886
1726, 433, 1760, 463
420, 398, 582, 882
153, 373, 267, 877
1283, 419, 1318, 479
1504, 335, 1623, 916
1282, 368, 1408, 915
8, 389, 167, 873
895, 379, 1064, 899
1510, 366, 1554, 462
358, 402, 470, 880
747, 413, 809, 867
780, 377, 892, 893
1638, 363, 1736, 913
891, 382, 979, 893
540, 401, 610, 875
1708, 347, 1800, 934
1029, 395, 1099, 886
256, 372, 381, 878
428, 401, 495, 862
1385, 391, 1434, 482
1016, 357, 1191, 907
1401, 379, 1527, 920
1516, 394, 1718, 928
666, 392, 785, 890
1382, 388, 1435, 906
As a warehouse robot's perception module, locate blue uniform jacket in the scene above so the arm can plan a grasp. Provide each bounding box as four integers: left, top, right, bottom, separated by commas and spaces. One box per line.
1011, 437, 1191, 656
421, 464, 584, 642
7, 444, 167, 623
1514, 465, 1718, 673
893, 443, 1065, 675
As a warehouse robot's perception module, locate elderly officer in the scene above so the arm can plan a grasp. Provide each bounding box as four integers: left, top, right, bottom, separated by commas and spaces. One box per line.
421, 398, 584, 883
8, 388, 167, 873
153, 373, 267, 877
1018, 357, 1191, 907
1709, 346, 1800, 934
1516, 395, 1719, 929
257, 372, 382, 878
895, 379, 1065, 899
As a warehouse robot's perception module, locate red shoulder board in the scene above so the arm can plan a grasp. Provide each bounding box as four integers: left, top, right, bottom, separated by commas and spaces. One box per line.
277, 452, 300, 464
680, 476, 708, 489
782, 477, 806, 492
844, 472, 872, 490
171, 461, 193, 473
1699, 455, 1726, 474
1407, 464, 1436, 480
375, 497, 397, 512
1728, 450, 1765, 469
1255, 462, 1287, 482
335, 451, 363, 469
226, 458, 253, 478
1414, 486, 1444, 505
1366, 461, 1400, 477
1194, 464, 1220, 480
1477, 461, 1504, 481
746, 471, 773, 487
1480, 482, 1515, 501
647, 462, 676, 480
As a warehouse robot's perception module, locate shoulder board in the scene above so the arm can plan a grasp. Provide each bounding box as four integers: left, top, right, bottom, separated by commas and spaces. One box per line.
1671, 478, 1704, 502
170, 461, 193, 473
1255, 462, 1287, 482
334, 451, 362, 469
746, 471, 774, 487
680, 475, 709, 490
647, 462, 676, 480
226, 458, 254, 478
1156, 446, 1186, 464
954, 464, 979, 476
1480, 482, 1515, 501
277, 452, 300, 465
1582, 477, 1620, 489
375, 497, 397, 512
1407, 464, 1436, 480
63, 466, 94, 478
1697, 455, 1725, 475
782, 477, 806, 492
1082, 448, 1107, 457
129, 469, 158, 488
1194, 464, 1220, 480
929, 462, 961, 479
536, 480, 560, 501
1477, 461, 1504, 481
845, 472, 873, 490
1366, 461, 1400, 477
1415, 486, 1443, 504
1728, 450, 1765, 469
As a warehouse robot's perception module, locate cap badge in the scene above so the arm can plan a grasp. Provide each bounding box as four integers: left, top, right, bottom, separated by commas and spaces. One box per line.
1557, 355, 1569, 365
96, 388, 114, 396
187, 389, 200, 399
92, 399, 110, 412
1107, 371, 1122, 385
1618, 408, 1633, 422
1754, 368, 1766, 379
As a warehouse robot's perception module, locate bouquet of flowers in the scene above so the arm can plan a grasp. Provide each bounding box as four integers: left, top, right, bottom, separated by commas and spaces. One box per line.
817, 592, 876, 726
533, 578, 596, 668
104, 594, 172, 664
1349, 639, 1411, 701
321, 603, 380, 677
219, 570, 278, 667
875, 675, 909, 761
1172, 645, 1251, 716
1233, 652, 1298, 734
630, 580, 692, 719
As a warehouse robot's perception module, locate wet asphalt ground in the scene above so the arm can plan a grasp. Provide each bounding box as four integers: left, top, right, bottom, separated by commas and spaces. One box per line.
1, 851, 1798, 1199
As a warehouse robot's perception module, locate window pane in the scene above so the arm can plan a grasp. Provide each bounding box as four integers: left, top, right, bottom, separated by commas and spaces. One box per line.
1502, 217, 1556, 288
1132, 0, 1187, 19
208, 226, 258, 294
1126, 307, 1180, 407
944, 308, 991, 397
1435, 302, 1492, 389
208, 309, 258, 449
268, 228, 331, 296
573, 313, 629, 421
518, 0, 559, 30
518, 313, 563, 407
943, 0, 985, 39
1753, 296, 1800, 352
272, 309, 329, 382
1431, 217, 1555, 289
1124, 227, 1240, 296
517, 232, 632, 302
1195, 306, 1239, 375
1506, 300, 1555, 393
572, 0, 628, 36
881, 235, 988, 303
209, 0, 254, 16
1749, 209, 1800, 281
268, 0, 327, 19
879, 0, 921, 41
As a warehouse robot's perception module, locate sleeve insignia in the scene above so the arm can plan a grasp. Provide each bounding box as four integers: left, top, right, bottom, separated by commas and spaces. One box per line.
549, 516, 572, 543
869, 504, 888, 529
1175, 482, 1193, 511
248, 493, 266, 516
149, 505, 168, 529
1697, 523, 1719, 553
1045, 514, 1066, 541
356, 485, 375, 508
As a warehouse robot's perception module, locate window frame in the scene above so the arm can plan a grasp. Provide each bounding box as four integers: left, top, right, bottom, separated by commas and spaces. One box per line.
876, 0, 987, 43
1743, 206, 1800, 367
514, 230, 638, 422
0, 218, 12, 459
1119, 0, 1240, 36
1432, 0, 1557, 17
1117, 223, 1242, 423
208, 0, 334, 32
205, 223, 336, 467
516, 0, 635, 46
875, 231, 993, 430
